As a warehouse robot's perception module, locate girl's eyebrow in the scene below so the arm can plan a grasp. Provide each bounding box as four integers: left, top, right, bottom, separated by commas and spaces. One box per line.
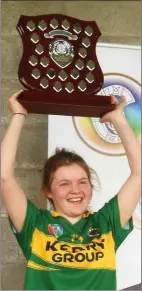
57, 179, 70, 183
57, 178, 88, 183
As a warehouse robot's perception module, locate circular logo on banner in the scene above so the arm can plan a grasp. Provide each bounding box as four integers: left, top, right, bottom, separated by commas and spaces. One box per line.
72, 73, 141, 156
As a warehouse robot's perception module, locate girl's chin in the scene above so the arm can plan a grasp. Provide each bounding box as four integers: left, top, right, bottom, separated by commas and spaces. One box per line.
68, 207, 87, 217
56, 201, 89, 217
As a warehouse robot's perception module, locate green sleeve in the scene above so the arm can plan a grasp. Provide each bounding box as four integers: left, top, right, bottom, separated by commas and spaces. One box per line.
9, 199, 42, 260
99, 195, 133, 251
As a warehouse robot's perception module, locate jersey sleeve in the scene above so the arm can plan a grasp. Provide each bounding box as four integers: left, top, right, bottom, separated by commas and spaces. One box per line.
98, 195, 133, 251
9, 199, 42, 260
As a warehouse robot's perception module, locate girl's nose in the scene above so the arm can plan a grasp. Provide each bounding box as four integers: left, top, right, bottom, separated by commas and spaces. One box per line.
71, 183, 80, 194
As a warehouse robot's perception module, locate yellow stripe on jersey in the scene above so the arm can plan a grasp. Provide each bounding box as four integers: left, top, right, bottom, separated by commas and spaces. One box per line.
27, 260, 59, 271
30, 229, 116, 270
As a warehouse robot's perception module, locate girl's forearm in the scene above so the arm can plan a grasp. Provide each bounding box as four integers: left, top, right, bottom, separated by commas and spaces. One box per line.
1, 115, 26, 180
112, 114, 141, 175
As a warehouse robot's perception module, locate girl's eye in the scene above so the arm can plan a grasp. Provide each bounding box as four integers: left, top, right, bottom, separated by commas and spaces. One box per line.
80, 181, 87, 184
60, 183, 70, 187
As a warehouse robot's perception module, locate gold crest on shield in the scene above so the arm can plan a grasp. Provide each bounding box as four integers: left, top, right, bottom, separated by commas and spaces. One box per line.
49, 39, 74, 68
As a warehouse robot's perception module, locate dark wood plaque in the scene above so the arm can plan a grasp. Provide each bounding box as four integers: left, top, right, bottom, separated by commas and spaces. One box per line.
17, 14, 115, 117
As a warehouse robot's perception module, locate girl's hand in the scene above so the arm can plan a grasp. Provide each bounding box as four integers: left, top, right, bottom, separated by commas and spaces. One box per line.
100, 95, 126, 123
8, 90, 27, 116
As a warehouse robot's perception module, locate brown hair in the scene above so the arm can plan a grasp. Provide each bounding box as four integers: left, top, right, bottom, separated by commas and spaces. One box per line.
43, 148, 100, 192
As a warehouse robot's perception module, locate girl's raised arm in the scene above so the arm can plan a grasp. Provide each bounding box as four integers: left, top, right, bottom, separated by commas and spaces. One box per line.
100, 95, 141, 228
1, 90, 28, 232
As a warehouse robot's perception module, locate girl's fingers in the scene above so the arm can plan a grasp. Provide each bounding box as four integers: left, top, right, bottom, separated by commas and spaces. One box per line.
9, 90, 24, 100
121, 95, 127, 104
111, 95, 127, 104
119, 96, 127, 110
111, 95, 127, 110
111, 95, 119, 104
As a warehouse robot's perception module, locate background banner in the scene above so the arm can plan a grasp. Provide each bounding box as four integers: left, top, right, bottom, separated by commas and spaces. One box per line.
48, 43, 141, 290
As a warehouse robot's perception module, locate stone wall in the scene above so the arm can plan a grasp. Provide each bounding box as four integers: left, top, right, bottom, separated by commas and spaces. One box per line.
1, 1, 141, 289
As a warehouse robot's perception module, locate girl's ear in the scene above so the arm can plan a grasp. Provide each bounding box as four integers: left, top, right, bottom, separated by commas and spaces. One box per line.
43, 187, 53, 199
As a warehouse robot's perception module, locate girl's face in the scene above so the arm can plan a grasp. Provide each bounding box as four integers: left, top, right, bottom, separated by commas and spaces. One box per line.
45, 164, 92, 223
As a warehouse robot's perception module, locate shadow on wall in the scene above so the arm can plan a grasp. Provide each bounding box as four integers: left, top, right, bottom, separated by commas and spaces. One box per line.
122, 283, 141, 290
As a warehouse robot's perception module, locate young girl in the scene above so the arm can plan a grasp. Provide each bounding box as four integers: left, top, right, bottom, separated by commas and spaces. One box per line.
1, 90, 141, 290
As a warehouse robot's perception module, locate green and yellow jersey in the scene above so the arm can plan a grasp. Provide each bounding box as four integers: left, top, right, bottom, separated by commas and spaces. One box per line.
9, 195, 133, 290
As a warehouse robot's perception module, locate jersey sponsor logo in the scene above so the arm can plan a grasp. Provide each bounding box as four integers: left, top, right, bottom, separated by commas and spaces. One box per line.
31, 229, 116, 270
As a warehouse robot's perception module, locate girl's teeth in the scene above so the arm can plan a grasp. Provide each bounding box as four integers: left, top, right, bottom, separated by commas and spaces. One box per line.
68, 198, 82, 202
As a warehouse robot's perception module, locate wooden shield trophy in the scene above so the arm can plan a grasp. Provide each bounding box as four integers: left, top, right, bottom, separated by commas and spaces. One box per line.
17, 14, 115, 117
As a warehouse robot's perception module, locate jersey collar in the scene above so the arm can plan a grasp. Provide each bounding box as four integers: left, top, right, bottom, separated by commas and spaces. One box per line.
51, 210, 93, 218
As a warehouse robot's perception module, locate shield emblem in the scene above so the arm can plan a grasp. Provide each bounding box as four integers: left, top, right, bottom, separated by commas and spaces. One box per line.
49, 39, 74, 68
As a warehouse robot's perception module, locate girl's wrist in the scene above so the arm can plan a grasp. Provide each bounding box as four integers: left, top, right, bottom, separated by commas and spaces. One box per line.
111, 113, 128, 127
12, 113, 27, 118
110, 112, 126, 123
